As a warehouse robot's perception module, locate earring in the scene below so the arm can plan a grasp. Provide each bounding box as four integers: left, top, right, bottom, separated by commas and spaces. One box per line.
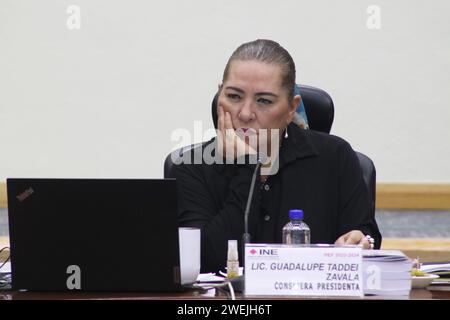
284, 127, 288, 139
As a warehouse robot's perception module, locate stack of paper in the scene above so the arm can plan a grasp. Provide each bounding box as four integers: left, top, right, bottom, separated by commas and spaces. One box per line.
362, 250, 412, 296
420, 262, 450, 278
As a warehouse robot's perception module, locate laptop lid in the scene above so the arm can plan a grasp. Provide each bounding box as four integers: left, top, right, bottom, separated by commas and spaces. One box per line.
7, 178, 182, 291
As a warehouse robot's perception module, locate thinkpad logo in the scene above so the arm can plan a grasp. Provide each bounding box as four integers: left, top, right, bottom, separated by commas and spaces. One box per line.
16, 187, 34, 202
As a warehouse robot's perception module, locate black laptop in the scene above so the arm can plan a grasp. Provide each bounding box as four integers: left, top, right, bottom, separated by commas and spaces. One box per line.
7, 178, 182, 291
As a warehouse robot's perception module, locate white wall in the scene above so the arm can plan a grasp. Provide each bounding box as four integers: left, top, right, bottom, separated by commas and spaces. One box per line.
1, 0, 449, 183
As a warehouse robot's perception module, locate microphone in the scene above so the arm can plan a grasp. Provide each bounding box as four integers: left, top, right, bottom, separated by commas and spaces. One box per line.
226, 153, 264, 293
242, 153, 264, 270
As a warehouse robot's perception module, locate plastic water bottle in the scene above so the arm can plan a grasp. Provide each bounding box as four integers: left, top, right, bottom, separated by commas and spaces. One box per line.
282, 209, 310, 244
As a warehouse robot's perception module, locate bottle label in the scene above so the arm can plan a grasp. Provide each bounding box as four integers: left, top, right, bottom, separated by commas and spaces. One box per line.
227, 260, 240, 279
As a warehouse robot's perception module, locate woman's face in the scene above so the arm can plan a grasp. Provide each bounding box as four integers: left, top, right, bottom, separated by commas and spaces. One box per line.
218, 60, 300, 138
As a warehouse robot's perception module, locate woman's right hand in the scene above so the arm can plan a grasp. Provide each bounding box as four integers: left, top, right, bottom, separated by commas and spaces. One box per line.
217, 105, 257, 160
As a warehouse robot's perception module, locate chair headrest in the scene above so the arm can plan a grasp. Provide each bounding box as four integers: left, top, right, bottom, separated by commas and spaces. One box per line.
211, 84, 334, 133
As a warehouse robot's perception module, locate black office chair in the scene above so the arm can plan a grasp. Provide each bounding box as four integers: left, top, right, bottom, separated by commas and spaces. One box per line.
164, 85, 376, 215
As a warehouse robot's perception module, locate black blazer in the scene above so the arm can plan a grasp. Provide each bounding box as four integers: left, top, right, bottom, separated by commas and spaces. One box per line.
175, 123, 382, 273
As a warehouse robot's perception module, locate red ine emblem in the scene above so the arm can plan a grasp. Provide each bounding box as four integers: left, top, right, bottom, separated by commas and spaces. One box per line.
250, 249, 257, 255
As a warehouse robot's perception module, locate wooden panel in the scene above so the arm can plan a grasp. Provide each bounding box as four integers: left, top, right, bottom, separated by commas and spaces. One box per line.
2, 181, 450, 209
376, 184, 450, 209
382, 238, 450, 262
0, 181, 6, 208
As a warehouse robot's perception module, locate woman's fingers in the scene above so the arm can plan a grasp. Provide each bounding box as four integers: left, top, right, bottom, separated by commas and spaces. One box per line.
334, 233, 348, 245
218, 105, 224, 133
216, 107, 256, 158
344, 231, 363, 245
217, 106, 236, 158
335, 230, 367, 248
358, 236, 371, 249
224, 110, 234, 130
217, 106, 225, 157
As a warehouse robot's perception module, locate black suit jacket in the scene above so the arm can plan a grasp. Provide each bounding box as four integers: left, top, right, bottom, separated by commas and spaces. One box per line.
175, 123, 382, 273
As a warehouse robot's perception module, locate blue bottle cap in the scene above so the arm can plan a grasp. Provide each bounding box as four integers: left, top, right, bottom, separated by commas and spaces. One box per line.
289, 209, 303, 220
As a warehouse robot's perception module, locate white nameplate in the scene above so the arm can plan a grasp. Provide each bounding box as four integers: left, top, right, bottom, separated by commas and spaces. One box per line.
245, 244, 363, 297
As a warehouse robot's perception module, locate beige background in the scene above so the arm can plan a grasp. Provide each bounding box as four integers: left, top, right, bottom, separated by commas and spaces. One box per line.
1, 0, 449, 182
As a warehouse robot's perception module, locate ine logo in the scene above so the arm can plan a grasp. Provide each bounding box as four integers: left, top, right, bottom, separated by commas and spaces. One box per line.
66, 265, 81, 290
249, 249, 279, 256
16, 187, 34, 202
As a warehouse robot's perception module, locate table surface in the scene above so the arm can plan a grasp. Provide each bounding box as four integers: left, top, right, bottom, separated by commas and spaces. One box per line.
2, 236, 449, 300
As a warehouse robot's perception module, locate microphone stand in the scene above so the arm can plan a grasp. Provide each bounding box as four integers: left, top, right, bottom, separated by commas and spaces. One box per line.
242, 157, 262, 273
227, 154, 263, 293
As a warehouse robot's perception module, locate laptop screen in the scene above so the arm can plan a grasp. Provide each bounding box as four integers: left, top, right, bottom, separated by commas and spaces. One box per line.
7, 178, 181, 291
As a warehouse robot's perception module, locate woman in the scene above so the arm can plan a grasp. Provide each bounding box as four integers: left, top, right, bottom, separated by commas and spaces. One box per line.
175, 39, 381, 273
